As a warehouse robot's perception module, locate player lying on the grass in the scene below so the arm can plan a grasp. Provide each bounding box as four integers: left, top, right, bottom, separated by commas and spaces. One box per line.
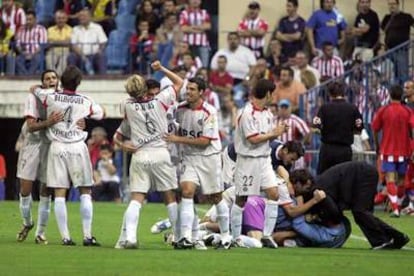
290, 161, 410, 250
16, 70, 61, 244
113, 61, 183, 249
31, 66, 104, 246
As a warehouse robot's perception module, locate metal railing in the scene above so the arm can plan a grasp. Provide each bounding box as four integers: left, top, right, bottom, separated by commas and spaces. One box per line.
299, 40, 414, 124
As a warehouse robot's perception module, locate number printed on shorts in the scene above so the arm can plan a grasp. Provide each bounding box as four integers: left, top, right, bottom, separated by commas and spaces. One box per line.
63, 106, 73, 128
242, 175, 253, 192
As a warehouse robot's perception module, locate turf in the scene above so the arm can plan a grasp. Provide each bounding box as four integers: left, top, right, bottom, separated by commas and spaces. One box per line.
0, 201, 413, 275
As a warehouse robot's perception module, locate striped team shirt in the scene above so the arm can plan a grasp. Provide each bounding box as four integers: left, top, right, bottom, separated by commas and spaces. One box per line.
237, 17, 268, 57
311, 55, 344, 80
354, 86, 390, 124
273, 114, 310, 143
179, 8, 210, 46
0, 5, 26, 34
16, 24, 47, 54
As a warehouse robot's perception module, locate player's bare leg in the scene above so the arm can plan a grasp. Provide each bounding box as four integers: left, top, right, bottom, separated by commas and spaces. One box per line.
17, 179, 34, 242
34, 183, 51, 244
261, 187, 279, 248
79, 187, 100, 246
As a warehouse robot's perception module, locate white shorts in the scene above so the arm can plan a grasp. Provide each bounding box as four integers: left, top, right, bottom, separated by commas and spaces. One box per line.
129, 148, 177, 193
47, 141, 93, 189
234, 155, 281, 196
180, 153, 223, 195
222, 150, 236, 187
17, 142, 41, 181
38, 142, 50, 184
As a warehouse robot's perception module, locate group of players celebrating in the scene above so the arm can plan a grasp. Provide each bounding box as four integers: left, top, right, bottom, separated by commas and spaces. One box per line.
15, 61, 409, 250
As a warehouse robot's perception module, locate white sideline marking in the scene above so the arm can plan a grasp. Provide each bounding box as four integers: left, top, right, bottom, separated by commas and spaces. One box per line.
350, 234, 414, 251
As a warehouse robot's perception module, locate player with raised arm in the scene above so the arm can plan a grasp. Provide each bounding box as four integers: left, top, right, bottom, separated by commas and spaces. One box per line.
16, 70, 63, 244
113, 61, 182, 249
32, 66, 104, 246
164, 77, 232, 250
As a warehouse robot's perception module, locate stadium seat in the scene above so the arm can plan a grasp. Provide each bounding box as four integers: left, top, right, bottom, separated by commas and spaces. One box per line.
117, 0, 141, 15
35, 0, 57, 26
115, 14, 136, 33
106, 30, 132, 71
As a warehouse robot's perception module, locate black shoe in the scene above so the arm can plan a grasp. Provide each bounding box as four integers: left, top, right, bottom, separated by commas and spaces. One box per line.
215, 240, 231, 250
391, 234, 410, 249
17, 223, 34, 242
261, 236, 278, 249
62, 238, 76, 246
174, 238, 193, 250
203, 234, 216, 246
83, 236, 101, 246
372, 239, 393, 250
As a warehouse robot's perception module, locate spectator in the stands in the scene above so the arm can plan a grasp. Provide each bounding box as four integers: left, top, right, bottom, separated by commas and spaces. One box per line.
311, 41, 344, 82
15, 10, 47, 75
273, 66, 306, 112
0, 18, 14, 75
160, 0, 178, 22
55, 0, 85, 27
292, 51, 320, 86
136, 0, 161, 34
381, 0, 414, 84
265, 38, 283, 78
170, 40, 202, 70
87, 126, 109, 168
372, 43, 394, 85
0, 0, 26, 34
85, 0, 116, 36
179, 0, 211, 67
237, 1, 268, 58
301, 70, 318, 90
219, 94, 238, 147
181, 52, 198, 78
351, 0, 380, 62
306, 0, 347, 57
275, 0, 306, 63
210, 32, 256, 108
130, 19, 155, 74
209, 55, 233, 98
68, 8, 107, 75
196, 68, 220, 111
248, 57, 274, 91
46, 10, 72, 76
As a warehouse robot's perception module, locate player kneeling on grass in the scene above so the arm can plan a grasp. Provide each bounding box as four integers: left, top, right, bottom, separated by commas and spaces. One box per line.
32, 66, 104, 246
113, 61, 182, 249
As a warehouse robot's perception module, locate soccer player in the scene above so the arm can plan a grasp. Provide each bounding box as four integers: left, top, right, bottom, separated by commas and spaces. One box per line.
290, 162, 410, 250
113, 61, 182, 249
16, 70, 62, 244
231, 79, 286, 248
372, 85, 413, 217
32, 66, 104, 246
164, 76, 232, 250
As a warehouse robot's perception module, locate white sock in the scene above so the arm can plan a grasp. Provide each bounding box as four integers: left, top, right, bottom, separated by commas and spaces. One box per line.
216, 199, 231, 241
118, 213, 127, 242
263, 200, 278, 237
166, 202, 178, 242
35, 196, 51, 236
230, 204, 243, 239
179, 198, 194, 240
80, 194, 93, 239
125, 200, 141, 243
54, 197, 70, 240
239, 235, 263, 248
19, 194, 33, 226
191, 210, 199, 242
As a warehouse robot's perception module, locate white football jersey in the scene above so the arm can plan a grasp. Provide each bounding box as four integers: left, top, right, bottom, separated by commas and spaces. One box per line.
176, 100, 222, 156
234, 102, 273, 157
22, 93, 41, 143
117, 86, 176, 149
34, 88, 104, 143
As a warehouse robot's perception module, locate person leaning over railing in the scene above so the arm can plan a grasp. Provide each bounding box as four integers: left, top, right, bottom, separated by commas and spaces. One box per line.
0, 18, 14, 75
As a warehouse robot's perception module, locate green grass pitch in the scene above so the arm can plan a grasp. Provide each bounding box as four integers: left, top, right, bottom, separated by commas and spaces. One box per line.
0, 201, 413, 275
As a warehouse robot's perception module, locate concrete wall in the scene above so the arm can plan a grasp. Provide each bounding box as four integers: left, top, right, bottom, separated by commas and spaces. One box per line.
218, 0, 413, 49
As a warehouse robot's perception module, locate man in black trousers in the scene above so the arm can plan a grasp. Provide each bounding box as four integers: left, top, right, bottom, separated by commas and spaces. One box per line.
313, 81, 363, 174
290, 161, 410, 249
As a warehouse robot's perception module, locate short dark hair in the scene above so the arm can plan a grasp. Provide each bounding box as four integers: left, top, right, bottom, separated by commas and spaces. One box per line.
228, 31, 239, 38
390, 85, 404, 101
280, 66, 294, 78
188, 77, 206, 92
41, 69, 58, 83
287, 0, 299, 7
284, 141, 305, 158
100, 144, 113, 152
289, 169, 315, 186
327, 81, 345, 98
322, 41, 334, 49
26, 9, 36, 18
217, 55, 227, 62
61, 65, 82, 91
146, 79, 160, 90
253, 79, 275, 99
320, 0, 336, 9
248, 1, 260, 9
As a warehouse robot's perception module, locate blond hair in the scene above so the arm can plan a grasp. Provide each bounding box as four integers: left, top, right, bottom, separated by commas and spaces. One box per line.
300, 70, 317, 90
125, 74, 147, 98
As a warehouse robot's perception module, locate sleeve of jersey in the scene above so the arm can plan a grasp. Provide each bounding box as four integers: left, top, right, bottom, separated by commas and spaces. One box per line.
89, 102, 105, 120
240, 113, 259, 139
277, 182, 293, 206
156, 86, 177, 109
202, 112, 219, 140
33, 87, 50, 106
24, 93, 39, 119
116, 120, 131, 139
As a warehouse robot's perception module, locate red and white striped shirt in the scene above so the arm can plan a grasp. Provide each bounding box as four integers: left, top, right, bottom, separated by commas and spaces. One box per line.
16, 24, 47, 54
311, 55, 344, 80
355, 85, 390, 124
273, 114, 310, 143
179, 8, 210, 46
237, 17, 268, 56
0, 5, 26, 34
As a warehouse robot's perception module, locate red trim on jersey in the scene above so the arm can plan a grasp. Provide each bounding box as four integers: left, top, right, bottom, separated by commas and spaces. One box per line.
246, 133, 259, 139
25, 115, 37, 120
136, 95, 155, 103
89, 104, 93, 117
160, 101, 169, 112
116, 130, 130, 139
191, 100, 204, 110
251, 102, 266, 111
